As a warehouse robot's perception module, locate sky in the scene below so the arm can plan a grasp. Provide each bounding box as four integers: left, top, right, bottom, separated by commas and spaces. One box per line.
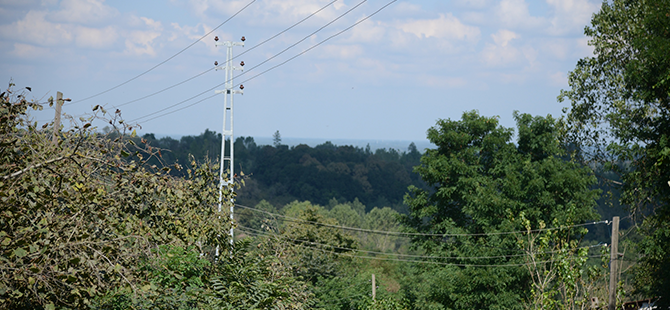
0, 0, 601, 144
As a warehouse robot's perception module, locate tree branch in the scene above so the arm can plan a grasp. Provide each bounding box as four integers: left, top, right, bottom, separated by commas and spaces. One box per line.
1, 153, 73, 180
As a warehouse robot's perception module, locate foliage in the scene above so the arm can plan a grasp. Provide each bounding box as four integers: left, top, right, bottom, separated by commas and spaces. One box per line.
403, 111, 601, 309
278, 202, 359, 284
0, 83, 313, 309
92, 245, 211, 309
207, 239, 314, 310
558, 0, 670, 303
136, 131, 426, 212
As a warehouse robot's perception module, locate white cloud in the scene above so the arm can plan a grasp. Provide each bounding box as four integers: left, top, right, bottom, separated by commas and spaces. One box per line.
123, 17, 162, 56
491, 28, 517, 47
50, 0, 119, 26
481, 29, 520, 66
347, 19, 385, 44
9, 42, 51, 58
0, 10, 73, 46
521, 45, 538, 68
546, 0, 599, 35
496, 0, 545, 29
397, 13, 480, 42
74, 25, 117, 49
190, 0, 346, 26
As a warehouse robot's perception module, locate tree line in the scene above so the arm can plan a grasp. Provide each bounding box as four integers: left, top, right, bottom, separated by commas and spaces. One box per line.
134, 130, 427, 213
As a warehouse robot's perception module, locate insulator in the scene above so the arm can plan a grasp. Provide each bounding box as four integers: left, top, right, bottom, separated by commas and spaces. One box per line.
240, 61, 245, 66
239, 84, 244, 90
214, 36, 219, 41
214, 61, 218, 66
241, 36, 246, 42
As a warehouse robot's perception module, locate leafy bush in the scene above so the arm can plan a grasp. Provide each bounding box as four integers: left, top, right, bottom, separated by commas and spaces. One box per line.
0, 83, 232, 308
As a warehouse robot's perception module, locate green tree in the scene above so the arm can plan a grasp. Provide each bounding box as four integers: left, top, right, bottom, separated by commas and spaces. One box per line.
0, 84, 313, 309
278, 202, 358, 284
558, 0, 670, 302
403, 111, 600, 309
273, 130, 282, 147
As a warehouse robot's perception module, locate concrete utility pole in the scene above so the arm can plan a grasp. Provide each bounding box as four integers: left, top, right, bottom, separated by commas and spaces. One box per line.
52, 92, 63, 145
608, 216, 620, 310
214, 36, 245, 252
372, 274, 376, 301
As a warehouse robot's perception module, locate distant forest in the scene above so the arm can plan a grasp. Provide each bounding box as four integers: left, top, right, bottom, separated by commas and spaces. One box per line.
136, 130, 428, 213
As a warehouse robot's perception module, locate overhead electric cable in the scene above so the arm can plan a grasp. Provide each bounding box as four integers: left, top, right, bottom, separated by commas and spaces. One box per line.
113, 0, 340, 109
232, 0, 398, 88
67, 0, 256, 106
238, 225, 606, 260
238, 227, 605, 267
235, 203, 609, 237
131, 0, 371, 123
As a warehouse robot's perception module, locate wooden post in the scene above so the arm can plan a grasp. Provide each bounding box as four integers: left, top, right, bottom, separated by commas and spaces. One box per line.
52, 91, 63, 145
608, 216, 619, 310
372, 273, 376, 302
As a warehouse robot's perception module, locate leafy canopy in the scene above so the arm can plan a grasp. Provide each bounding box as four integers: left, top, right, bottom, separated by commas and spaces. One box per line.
403, 111, 600, 309
558, 0, 670, 301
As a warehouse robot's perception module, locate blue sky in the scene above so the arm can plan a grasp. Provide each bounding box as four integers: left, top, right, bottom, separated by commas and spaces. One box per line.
0, 0, 600, 143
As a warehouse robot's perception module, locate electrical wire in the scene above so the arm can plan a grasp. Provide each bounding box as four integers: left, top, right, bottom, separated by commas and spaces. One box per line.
130, 0, 371, 124
237, 225, 607, 260
231, 0, 397, 89
234, 203, 609, 237
112, 0, 341, 110
238, 226, 604, 267
67, 0, 257, 106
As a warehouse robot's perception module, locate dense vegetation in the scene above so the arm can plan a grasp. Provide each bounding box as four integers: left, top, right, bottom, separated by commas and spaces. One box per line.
559, 0, 670, 304
1, 0, 668, 308
135, 131, 426, 213
0, 89, 315, 309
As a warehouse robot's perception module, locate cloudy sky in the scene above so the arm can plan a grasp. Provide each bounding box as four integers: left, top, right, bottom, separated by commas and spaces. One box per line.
0, 0, 600, 143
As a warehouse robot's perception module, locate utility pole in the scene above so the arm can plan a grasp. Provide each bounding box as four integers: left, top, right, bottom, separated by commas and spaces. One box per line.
52, 92, 63, 145
372, 274, 376, 302
608, 216, 620, 310
214, 35, 245, 254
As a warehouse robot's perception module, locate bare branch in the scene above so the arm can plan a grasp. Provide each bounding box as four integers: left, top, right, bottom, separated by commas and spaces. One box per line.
1, 153, 72, 180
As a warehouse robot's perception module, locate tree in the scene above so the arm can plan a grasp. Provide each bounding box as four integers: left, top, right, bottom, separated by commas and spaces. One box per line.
403, 111, 600, 309
273, 130, 282, 147
277, 201, 358, 284
558, 0, 670, 302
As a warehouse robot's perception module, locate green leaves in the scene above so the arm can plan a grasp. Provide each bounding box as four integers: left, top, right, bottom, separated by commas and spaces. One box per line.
560, 0, 670, 304
0, 83, 238, 309
403, 111, 600, 309
12, 247, 27, 258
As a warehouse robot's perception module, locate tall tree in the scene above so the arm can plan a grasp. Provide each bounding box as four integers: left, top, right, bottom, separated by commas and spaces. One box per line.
558, 0, 670, 301
403, 111, 600, 309
273, 130, 282, 147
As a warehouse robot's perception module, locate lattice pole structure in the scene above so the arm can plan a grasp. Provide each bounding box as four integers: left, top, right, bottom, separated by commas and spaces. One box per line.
215, 36, 245, 252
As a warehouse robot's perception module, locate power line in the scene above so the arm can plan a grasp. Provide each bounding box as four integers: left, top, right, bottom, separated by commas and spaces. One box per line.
112, 0, 341, 110
238, 227, 605, 267
238, 225, 606, 260
235, 203, 609, 237
131, 0, 371, 124
232, 0, 397, 89
67, 0, 257, 106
